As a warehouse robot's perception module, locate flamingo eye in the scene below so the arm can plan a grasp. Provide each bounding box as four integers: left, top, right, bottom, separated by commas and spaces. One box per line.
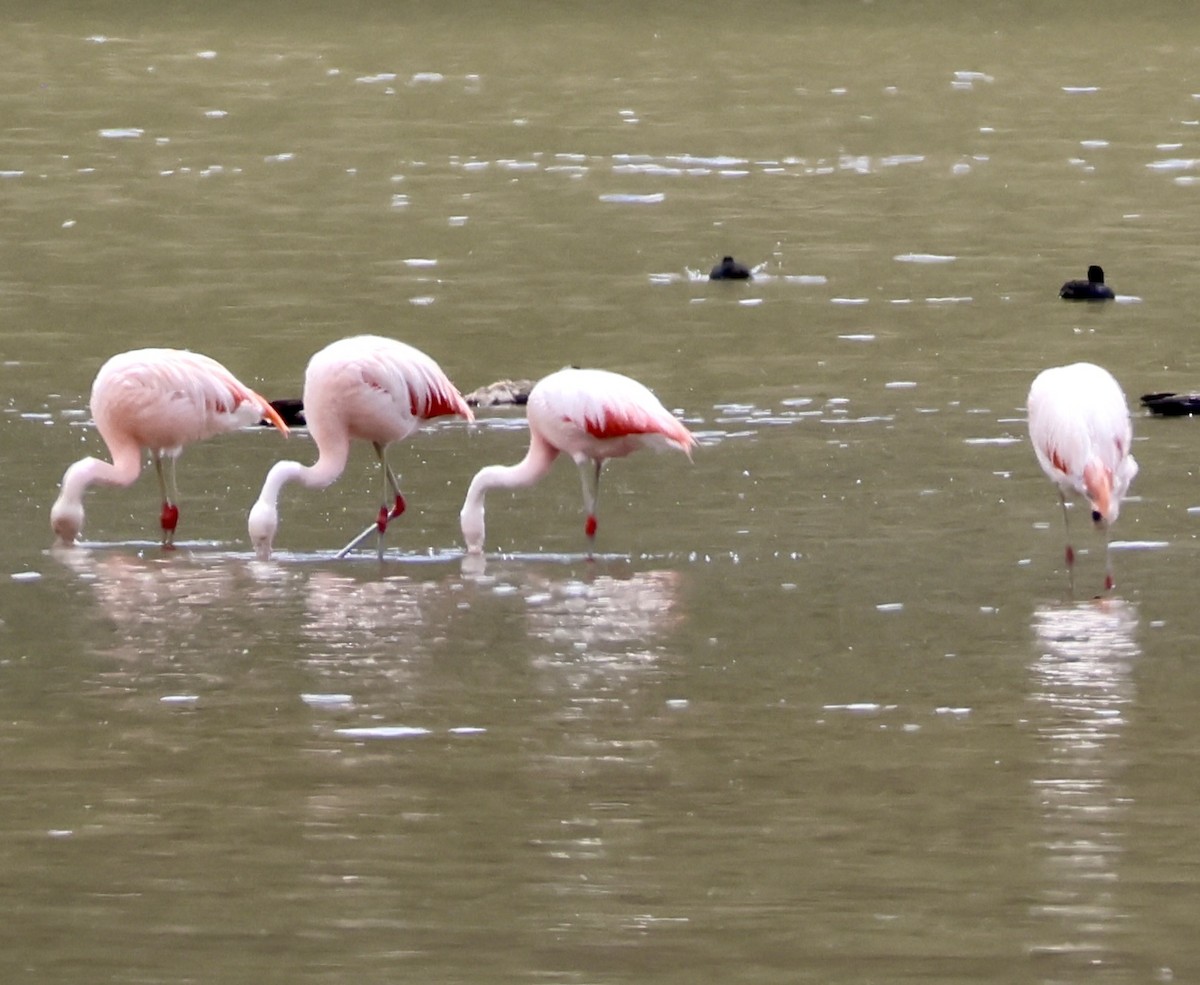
1091, 509, 1102, 523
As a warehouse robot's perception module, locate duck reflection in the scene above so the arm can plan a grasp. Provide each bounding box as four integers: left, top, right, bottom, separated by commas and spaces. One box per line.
1028, 598, 1138, 970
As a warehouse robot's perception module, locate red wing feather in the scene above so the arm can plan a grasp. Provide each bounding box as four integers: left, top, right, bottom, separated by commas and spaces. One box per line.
413, 382, 469, 420
583, 406, 661, 440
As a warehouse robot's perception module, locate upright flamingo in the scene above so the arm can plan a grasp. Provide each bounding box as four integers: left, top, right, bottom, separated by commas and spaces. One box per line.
247, 335, 473, 560
50, 348, 288, 547
459, 367, 696, 555
1027, 361, 1138, 592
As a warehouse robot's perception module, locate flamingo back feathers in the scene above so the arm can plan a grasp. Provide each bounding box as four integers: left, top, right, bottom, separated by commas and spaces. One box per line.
305, 335, 472, 447
1027, 362, 1137, 523
91, 348, 286, 454
530, 367, 695, 460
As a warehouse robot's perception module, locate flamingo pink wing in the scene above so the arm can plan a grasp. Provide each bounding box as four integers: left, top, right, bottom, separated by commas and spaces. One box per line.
200, 358, 289, 434
559, 369, 695, 452
353, 338, 473, 424
411, 372, 473, 421
583, 402, 695, 450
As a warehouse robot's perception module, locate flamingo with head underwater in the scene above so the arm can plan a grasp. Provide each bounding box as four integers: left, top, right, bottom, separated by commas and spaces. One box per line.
248, 335, 473, 560
1027, 361, 1138, 592
459, 366, 696, 555
50, 347, 288, 547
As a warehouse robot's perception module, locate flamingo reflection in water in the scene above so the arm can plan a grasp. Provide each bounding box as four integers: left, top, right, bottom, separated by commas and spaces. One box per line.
1028, 599, 1138, 968
52, 550, 252, 670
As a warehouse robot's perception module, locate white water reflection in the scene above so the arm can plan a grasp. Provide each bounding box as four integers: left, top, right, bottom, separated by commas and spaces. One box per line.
52, 549, 244, 662
524, 569, 682, 670
300, 569, 440, 645
1028, 599, 1139, 973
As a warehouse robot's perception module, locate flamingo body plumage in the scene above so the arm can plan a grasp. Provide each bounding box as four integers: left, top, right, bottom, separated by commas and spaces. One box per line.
51, 348, 288, 547
459, 367, 696, 554
1027, 361, 1138, 590
248, 335, 473, 560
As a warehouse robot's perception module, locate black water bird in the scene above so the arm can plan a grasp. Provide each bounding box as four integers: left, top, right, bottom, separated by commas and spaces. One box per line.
709, 256, 752, 280
261, 380, 538, 426
1060, 265, 1115, 301
1141, 391, 1200, 417
263, 398, 305, 427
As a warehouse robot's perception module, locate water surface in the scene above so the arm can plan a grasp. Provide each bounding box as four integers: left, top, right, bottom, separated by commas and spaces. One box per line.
4, 4, 1200, 983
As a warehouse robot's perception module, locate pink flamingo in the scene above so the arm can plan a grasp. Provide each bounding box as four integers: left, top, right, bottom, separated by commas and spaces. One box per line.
248, 335, 473, 560
1027, 361, 1138, 592
50, 348, 288, 547
459, 367, 696, 555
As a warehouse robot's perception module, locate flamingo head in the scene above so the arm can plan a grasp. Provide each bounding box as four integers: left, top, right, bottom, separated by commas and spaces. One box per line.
247, 500, 278, 561
50, 498, 83, 547
1083, 461, 1116, 526
459, 502, 486, 555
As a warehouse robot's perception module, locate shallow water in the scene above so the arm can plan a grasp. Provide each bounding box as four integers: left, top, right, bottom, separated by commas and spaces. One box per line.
4, 3, 1200, 983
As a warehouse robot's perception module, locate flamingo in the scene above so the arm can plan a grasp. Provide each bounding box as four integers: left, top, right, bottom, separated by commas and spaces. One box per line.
247, 335, 473, 560
50, 348, 288, 547
1059, 264, 1115, 301
1027, 361, 1138, 592
459, 367, 696, 555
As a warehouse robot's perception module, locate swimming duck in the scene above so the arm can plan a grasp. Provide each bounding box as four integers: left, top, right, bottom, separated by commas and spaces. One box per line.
1060, 265, 1114, 301
709, 256, 752, 280
260, 379, 538, 427
1141, 391, 1200, 417
266, 398, 305, 427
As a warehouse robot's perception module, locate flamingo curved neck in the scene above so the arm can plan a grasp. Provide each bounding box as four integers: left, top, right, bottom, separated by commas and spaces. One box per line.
63, 452, 142, 499
248, 443, 351, 559
460, 432, 559, 552
257, 432, 352, 505
50, 445, 145, 544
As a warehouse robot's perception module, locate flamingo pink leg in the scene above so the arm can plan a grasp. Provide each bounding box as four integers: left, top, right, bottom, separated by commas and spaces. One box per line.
154, 454, 181, 548
376, 495, 406, 533
1058, 492, 1073, 565
1054, 490, 1077, 594
370, 443, 408, 557
160, 503, 179, 543
577, 459, 603, 555
337, 446, 411, 559
1103, 527, 1115, 593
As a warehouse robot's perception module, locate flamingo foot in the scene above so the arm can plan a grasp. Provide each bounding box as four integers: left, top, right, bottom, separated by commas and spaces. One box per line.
584, 514, 598, 561
161, 503, 179, 548
1104, 572, 1115, 592
339, 496, 408, 560
375, 495, 406, 534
